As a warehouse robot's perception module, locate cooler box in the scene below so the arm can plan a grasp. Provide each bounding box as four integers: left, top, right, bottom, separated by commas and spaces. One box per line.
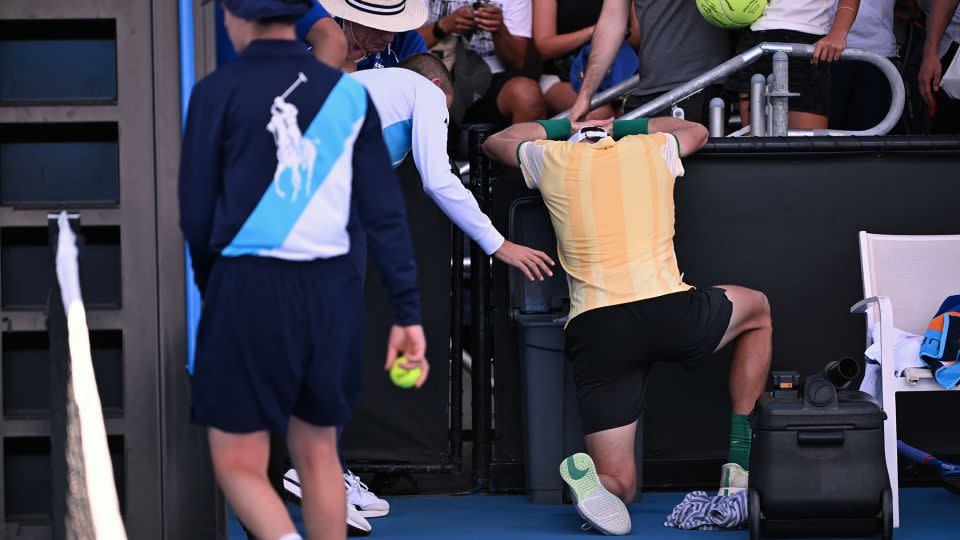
748, 381, 891, 539
509, 197, 645, 504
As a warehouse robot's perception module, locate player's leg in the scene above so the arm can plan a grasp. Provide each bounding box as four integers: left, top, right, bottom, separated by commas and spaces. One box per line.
287, 418, 345, 540
584, 422, 639, 504
208, 428, 298, 540
711, 285, 772, 494
712, 285, 772, 416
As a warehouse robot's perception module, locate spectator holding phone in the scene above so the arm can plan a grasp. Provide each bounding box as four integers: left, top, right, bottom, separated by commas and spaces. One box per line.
418, 0, 547, 124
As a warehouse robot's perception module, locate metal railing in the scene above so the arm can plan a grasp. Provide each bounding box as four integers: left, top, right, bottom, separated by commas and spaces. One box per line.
556, 42, 905, 138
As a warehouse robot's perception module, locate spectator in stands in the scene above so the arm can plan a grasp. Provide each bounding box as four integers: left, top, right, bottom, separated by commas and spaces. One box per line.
727, 0, 861, 131
569, 1, 731, 125
298, 5, 348, 67
918, 0, 960, 132
533, 0, 640, 119
297, 0, 429, 72
418, 0, 546, 124
482, 116, 771, 535
830, 0, 897, 131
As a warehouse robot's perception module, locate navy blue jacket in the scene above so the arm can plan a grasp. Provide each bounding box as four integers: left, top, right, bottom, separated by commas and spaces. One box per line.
179, 39, 421, 325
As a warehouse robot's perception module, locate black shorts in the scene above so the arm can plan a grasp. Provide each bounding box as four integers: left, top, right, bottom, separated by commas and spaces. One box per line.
191, 255, 364, 433
724, 29, 831, 117
564, 288, 733, 435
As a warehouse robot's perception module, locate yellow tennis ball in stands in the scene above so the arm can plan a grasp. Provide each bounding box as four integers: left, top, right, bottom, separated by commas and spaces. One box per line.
696, 0, 767, 29
390, 357, 422, 389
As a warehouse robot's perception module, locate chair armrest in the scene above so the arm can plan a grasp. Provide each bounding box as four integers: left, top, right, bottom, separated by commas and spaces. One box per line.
851, 296, 890, 314
850, 296, 897, 384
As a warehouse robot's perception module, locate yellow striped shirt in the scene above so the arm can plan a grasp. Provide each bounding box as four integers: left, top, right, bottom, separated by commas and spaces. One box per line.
518, 134, 691, 323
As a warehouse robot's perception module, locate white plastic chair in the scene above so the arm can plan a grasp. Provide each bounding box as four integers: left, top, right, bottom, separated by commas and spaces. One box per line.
850, 232, 960, 528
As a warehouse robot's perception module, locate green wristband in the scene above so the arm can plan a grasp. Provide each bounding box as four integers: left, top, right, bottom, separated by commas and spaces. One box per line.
535, 119, 572, 141
613, 118, 649, 139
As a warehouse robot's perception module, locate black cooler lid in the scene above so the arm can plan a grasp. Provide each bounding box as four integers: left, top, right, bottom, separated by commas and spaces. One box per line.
753, 390, 885, 431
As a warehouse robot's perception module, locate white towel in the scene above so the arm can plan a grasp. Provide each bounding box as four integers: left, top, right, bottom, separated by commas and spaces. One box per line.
859, 325, 926, 400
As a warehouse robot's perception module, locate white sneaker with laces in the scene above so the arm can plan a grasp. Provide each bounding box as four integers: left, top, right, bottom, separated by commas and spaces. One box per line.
345, 469, 390, 518
283, 469, 372, 536
717, 462, 749, 496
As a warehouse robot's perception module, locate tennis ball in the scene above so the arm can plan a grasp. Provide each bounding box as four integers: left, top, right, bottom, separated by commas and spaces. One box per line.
696, 0, 767, 29
389, 357, 422, 389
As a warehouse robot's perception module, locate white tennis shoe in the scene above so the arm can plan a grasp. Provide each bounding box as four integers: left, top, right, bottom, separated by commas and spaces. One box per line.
718, 462, 749, 496
283, 468, 373, 536
345, 469, 390, 518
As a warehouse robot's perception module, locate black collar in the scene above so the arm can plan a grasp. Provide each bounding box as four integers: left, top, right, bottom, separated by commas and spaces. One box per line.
242, 39, 310, 57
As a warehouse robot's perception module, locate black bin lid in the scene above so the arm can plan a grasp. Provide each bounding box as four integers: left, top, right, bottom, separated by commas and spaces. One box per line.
508, 197, 569, 315
753, 390, 884, 431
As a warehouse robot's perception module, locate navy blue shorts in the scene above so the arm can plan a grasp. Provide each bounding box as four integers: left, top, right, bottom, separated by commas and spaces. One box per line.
191, 255, 364, 433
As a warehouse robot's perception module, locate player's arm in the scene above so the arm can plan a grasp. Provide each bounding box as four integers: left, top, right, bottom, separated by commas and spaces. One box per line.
647, 116, 708, 158
569, 0, 631, 120
411, 91, 554, 279
481, 121, 549, 168
352, 95, 429, 385
481, 117, 608, 166
178, 79, 222, 297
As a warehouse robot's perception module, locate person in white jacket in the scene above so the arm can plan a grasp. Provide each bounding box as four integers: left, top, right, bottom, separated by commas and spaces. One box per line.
352, 53, 555, 278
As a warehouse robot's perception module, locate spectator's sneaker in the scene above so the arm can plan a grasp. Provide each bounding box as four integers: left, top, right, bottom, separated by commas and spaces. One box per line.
283, 469, 372, 536
559, 453, 631, 536
345, 469, 390, 518
717, 463, 749, 496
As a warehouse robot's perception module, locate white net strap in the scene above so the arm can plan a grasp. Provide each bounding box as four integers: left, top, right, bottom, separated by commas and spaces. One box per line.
56, 212, 127, 540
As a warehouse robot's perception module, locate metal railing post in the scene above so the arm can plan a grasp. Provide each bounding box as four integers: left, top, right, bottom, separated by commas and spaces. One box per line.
766, 74, 774, 136
750, 74, 767, 137
467, 125, 494, 488
708, 98, 725, 137
770, 51, 790, 136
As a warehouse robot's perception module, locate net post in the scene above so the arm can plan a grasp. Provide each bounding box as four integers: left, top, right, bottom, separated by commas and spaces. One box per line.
47, 213, 79, 540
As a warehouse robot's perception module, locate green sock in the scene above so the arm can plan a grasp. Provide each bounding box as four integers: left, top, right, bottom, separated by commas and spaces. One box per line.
727, 413, 752, 470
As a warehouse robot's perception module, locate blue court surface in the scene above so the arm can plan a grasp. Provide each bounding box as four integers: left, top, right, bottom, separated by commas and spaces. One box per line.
229, 488, 958, 539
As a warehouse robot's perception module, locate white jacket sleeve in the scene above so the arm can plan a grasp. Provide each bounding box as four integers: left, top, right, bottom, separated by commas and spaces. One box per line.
410, 84, 505, 255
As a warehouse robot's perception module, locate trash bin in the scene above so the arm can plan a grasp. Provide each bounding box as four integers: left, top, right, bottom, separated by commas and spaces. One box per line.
509, 197, 645, 504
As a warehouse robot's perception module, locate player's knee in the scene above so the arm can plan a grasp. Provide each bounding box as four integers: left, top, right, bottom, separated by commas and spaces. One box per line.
752, 290, 772, 329
596, 462, 636, 504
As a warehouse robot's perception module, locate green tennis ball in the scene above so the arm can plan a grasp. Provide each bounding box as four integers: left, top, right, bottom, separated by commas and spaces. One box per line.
696, 0, 767, 29
390, 357, 422, 389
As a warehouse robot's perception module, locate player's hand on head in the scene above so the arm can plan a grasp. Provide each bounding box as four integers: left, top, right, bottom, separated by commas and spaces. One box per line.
571, 117, 614, 136
494, 240, 555, 282
385, 324, 429, 388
